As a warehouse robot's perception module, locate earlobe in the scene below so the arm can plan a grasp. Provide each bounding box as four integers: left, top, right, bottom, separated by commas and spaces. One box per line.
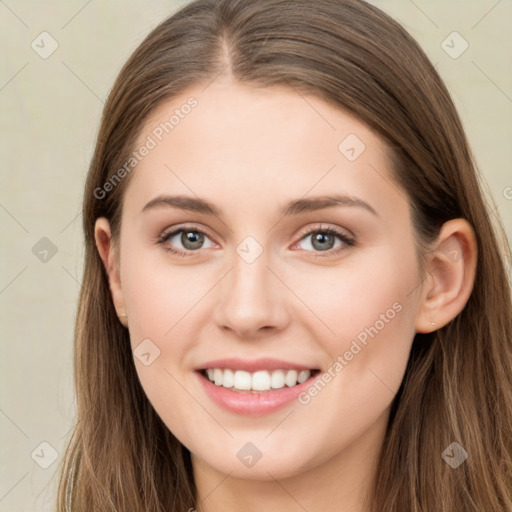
94, 217, 128, 327
415, 219, 477, 333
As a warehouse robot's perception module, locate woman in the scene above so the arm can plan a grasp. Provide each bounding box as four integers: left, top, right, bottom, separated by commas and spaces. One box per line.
56, 0, 512, 510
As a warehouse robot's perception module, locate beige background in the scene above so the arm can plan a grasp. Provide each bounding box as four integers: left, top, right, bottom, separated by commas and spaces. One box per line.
1, 1, 511, 510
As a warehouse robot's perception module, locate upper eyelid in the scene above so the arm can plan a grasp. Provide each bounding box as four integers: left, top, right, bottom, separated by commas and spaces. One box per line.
160, 223, 217, 243
295, 223, 353, 240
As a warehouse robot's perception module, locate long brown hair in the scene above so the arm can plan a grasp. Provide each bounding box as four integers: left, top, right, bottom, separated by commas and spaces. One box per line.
56, 0, 512, 510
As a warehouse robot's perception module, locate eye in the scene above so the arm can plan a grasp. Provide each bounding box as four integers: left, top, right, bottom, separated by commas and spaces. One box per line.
293, 224, 355, 256
156, 223, 355, 258
156, 225, 216, 257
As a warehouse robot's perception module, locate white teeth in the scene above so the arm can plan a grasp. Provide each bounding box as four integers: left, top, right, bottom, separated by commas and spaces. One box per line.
204, 368, 312, 391
252, 371, 271, 391
285, 370, 298, 387
222, 369, 234, 388
213, 368, 223, 386
298, 370, 310, 384
271, 370, 286, 389
233, 370, 252, 390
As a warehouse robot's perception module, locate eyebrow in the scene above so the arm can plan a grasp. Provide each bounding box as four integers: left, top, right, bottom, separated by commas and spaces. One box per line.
141, 193, 378, 218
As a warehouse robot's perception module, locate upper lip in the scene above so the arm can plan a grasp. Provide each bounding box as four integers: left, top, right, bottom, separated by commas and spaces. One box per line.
196, 358, 318, 372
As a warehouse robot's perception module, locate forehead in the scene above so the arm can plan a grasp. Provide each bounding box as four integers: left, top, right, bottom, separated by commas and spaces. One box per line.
137, 80, 382, 159
123, 81, 405, 220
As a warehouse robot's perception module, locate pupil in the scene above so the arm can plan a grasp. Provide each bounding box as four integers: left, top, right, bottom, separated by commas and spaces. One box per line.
182, 231, 203, 249
313, 233, 333, 251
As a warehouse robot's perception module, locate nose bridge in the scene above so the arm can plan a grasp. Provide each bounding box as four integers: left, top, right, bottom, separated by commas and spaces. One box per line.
213, 237, 288, 335
231, 248, 269, 304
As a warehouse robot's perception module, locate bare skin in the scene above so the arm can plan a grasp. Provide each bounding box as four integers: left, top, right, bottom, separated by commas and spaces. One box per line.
95, 76, 477, 512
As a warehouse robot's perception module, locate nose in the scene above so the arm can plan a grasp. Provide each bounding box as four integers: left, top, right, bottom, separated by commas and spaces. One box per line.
212, 247, 290, 339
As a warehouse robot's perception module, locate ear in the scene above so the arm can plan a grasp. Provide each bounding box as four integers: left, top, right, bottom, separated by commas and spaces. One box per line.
94, 217, 128, 327
415, 218, 477, 333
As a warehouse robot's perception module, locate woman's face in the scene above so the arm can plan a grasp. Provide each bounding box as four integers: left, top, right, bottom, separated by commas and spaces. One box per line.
101, 79, 426, 480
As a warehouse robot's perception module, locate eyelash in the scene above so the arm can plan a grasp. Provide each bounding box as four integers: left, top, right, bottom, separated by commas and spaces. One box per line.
155, 223, 355, 258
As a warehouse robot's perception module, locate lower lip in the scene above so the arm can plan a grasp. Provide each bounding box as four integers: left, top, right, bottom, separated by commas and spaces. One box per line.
196, 370, 319, 416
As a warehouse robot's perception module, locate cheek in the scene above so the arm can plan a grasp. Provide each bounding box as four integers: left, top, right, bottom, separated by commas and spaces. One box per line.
120, 244, 210, 344
118, 242, 219, 415
294, 244, 419, 394
118, 247, 212, 443
283, 252, 418, 467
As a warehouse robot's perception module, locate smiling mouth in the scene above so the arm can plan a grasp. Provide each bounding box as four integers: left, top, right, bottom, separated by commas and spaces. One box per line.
199, 368, 321, 393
